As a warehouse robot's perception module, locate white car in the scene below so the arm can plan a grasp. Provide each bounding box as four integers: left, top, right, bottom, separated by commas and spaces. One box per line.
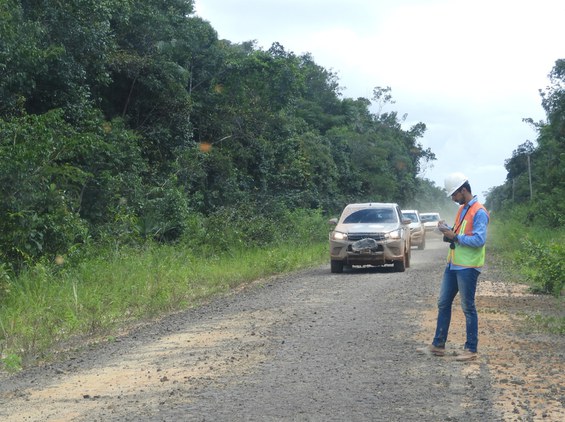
420, 212, 441, 232
329, 203, 411, 273
401, 209, 426, 250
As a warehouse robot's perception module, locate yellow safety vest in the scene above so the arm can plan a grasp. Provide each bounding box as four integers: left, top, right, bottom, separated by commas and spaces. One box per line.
447, 201, 488, 268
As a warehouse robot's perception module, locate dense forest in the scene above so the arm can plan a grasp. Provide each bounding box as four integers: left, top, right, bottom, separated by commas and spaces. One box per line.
0, 0, 452, 273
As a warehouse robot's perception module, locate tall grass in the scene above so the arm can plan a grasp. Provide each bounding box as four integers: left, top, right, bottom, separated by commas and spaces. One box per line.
489, 206, 565, 297
0, 209, 329, 371
487, 207, 564, 335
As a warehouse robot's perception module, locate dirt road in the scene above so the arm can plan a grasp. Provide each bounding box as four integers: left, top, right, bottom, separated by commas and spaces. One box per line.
1, 236, 563, 421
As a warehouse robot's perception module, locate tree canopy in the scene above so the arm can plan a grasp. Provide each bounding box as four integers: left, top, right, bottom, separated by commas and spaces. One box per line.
1, 0, 436, 271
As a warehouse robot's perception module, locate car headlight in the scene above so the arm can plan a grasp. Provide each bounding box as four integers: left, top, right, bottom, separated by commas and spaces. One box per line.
330, 231, 348, 241
385, 229, 402, 239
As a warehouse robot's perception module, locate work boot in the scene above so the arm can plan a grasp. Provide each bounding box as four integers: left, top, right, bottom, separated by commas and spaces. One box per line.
416, 344, 445, 357
455, 349, 478, 361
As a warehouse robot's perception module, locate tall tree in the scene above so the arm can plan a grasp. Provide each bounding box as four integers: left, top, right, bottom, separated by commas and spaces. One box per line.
0, 1, 43, 117
486, 59, 565, 225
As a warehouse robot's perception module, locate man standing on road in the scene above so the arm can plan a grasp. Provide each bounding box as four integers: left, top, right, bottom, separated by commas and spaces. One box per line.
417, 172, 490, 362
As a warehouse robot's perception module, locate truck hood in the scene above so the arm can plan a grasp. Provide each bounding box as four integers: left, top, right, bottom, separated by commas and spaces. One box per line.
337, 222, 399, 233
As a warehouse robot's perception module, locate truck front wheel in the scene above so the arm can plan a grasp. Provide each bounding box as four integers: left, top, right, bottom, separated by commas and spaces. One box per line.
330, 260, 344, 273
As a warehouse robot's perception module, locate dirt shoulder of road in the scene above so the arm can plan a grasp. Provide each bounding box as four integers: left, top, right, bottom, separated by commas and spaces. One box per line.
415, 277, 564, 421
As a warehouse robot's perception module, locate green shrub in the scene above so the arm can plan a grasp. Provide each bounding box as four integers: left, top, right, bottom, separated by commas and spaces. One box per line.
197, 203, 327, 254
489, 207, 564, 297
519, 239, 565, 296
0, 353, 22, 372
0, 110, 148, 272
0, 111, 90, 270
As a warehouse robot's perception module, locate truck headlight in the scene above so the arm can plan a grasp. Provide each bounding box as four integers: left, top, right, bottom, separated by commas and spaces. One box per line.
385, 229, 401, 240
330, 231, 348, 241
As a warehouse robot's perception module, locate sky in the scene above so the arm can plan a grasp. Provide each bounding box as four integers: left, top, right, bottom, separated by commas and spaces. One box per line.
194, 0, 564, 203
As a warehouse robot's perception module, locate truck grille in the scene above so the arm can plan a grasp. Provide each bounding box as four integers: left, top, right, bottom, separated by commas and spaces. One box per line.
347, 233, 385, 241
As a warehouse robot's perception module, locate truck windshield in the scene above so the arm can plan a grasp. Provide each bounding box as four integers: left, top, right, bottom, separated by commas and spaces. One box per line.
343, 209, 397, 224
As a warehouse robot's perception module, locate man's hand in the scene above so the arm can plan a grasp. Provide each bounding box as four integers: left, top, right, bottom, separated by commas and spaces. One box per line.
438, 222, 456, 240
441, 229, 456, 240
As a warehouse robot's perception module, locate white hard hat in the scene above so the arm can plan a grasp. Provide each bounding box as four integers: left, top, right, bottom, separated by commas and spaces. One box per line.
444, 172, 468, 197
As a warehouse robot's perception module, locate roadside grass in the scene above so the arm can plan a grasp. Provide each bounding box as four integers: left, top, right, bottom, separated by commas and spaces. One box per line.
524, 314, 565, 335
489, 213, 564, 295
0, 240, 328, 372
488, 215, 564, 335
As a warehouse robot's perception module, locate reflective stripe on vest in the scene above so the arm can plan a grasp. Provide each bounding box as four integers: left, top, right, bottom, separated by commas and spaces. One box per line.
447, 201, 488, 268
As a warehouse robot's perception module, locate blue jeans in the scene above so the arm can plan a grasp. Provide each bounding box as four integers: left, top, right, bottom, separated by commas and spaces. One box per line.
433, 267, 479, 352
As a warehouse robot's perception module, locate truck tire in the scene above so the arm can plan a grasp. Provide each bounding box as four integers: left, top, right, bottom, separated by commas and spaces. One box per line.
330, 260, 344, 273
394, 255, 406, 272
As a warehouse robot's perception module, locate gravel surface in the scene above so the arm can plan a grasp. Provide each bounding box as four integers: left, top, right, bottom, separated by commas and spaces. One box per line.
0, 236, 563, 421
